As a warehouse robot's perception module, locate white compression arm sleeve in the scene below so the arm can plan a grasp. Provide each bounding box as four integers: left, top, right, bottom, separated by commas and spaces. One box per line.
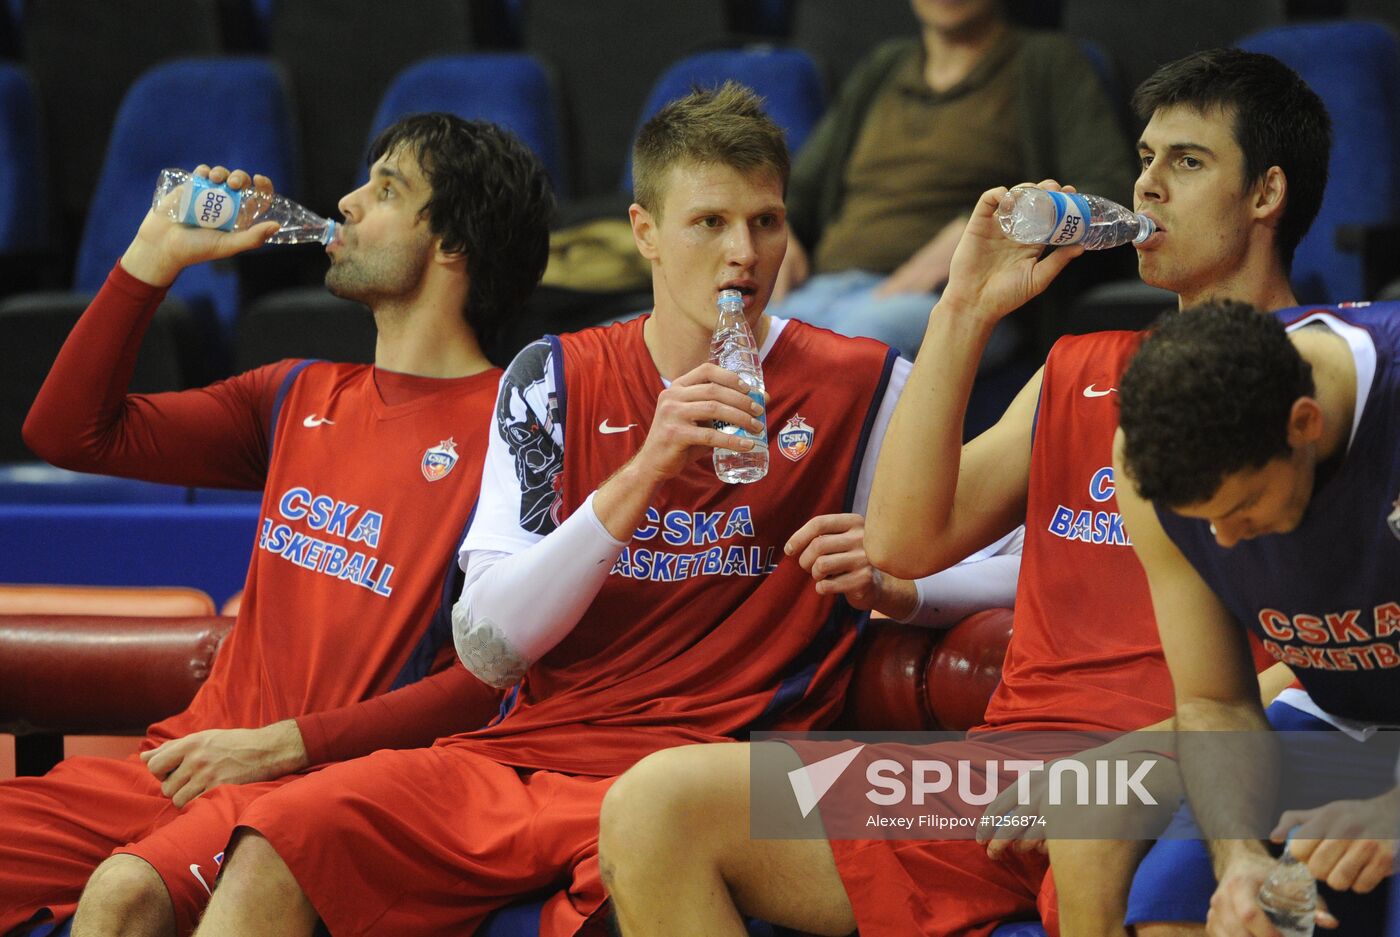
896, 555, 1021, 627
895, 527, 1023, 628
452, 491, 627, 687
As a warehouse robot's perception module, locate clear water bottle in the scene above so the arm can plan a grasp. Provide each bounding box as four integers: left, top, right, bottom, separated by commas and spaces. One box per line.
711, 288, 768, 484
151, 168, 336, 246
996, 186, 1154, 250
1258, 849, 1316, 937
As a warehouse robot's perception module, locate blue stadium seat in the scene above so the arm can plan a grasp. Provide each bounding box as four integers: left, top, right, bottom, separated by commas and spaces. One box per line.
22, 0, 223, 247
72, 57, 299, 337
20, 918, 68, 937
269, 0, 474, 218
1062, 0, 1284, 98
0, 62, 43, 255
368, 53, 567, 198
190, 486, 264, 504
1238, 21, 1400, 304
622, 46, 826, 192
477, 899, 543, 937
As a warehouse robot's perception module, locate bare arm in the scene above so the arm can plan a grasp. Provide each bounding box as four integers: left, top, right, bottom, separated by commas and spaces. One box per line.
871, 365, 1040, 579
1114, 430, 1286, 936
866, 183, 1084, 579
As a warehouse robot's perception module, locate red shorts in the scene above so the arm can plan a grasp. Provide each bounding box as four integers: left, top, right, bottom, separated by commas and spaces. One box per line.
830, 837, 1056, 937
239, 742, 616, 937
0, 754, 287, 936
786, 734, 1083, 937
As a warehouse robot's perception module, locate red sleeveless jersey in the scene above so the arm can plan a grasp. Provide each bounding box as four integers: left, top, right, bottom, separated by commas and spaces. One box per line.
148, 362, 499, 744
453, 317, 897, 776
978, 330, 1175, 734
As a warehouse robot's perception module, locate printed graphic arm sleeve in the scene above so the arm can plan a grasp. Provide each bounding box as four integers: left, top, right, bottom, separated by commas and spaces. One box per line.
454, 493, 628, 688
452, 339, 629, 687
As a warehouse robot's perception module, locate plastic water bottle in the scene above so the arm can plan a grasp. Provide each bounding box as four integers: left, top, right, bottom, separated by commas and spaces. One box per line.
996, 186, 1154, 250
710, 288, 768, 484
151, 168, 336, 246
1258, 849, 1316, 937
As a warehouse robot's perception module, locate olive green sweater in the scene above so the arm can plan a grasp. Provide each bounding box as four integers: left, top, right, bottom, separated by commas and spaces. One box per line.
788, 31, 1136, 253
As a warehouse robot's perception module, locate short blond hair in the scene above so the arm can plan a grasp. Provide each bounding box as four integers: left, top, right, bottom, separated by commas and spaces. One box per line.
632, 81, 790, 216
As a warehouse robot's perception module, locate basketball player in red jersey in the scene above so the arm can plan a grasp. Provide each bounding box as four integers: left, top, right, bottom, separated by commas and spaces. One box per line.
185, 83, 1020, 937
597, 49, 1326, 937
3, 115, 552, 937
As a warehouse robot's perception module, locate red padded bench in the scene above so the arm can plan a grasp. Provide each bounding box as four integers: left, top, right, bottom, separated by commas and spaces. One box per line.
0, 609, 1012, 777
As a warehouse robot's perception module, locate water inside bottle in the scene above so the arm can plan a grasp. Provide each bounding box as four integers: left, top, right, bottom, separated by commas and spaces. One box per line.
1262, 907, 1314, 937
714, 383, 768, 484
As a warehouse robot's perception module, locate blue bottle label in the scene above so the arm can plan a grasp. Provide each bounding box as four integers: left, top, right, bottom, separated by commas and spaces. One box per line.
183, 175, 242, 231
1046, 191, 1091, 245
716, 389, 768, 445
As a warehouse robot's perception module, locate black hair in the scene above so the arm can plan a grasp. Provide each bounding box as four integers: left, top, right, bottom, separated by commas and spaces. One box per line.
368, 114, 555, 353
1132, 48, 1331, 272
1119, 300, 1314, 507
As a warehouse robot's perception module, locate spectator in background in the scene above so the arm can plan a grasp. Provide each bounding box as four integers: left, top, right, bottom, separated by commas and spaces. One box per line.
1, 115, 553, 937
772, 0, 1134, 362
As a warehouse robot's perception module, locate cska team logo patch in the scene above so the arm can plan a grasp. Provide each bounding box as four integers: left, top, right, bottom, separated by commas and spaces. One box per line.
1388, 492, 1400, 541
421, 438, 459, 482
777, 415, 815, 463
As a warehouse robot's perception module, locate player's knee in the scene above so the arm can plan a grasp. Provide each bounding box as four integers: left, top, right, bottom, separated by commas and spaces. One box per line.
1133, 924, 1204, 936
602, 751, 685, 854
601, 748, 717, 870
218, 829, 289, 888
79, 855, 172, 921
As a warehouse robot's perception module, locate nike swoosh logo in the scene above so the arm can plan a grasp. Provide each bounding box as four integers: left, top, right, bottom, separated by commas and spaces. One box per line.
1082, 385, 1117, 398
190, 863, 213, 895
598, 420, 638, 435
303, 414, 335, 427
